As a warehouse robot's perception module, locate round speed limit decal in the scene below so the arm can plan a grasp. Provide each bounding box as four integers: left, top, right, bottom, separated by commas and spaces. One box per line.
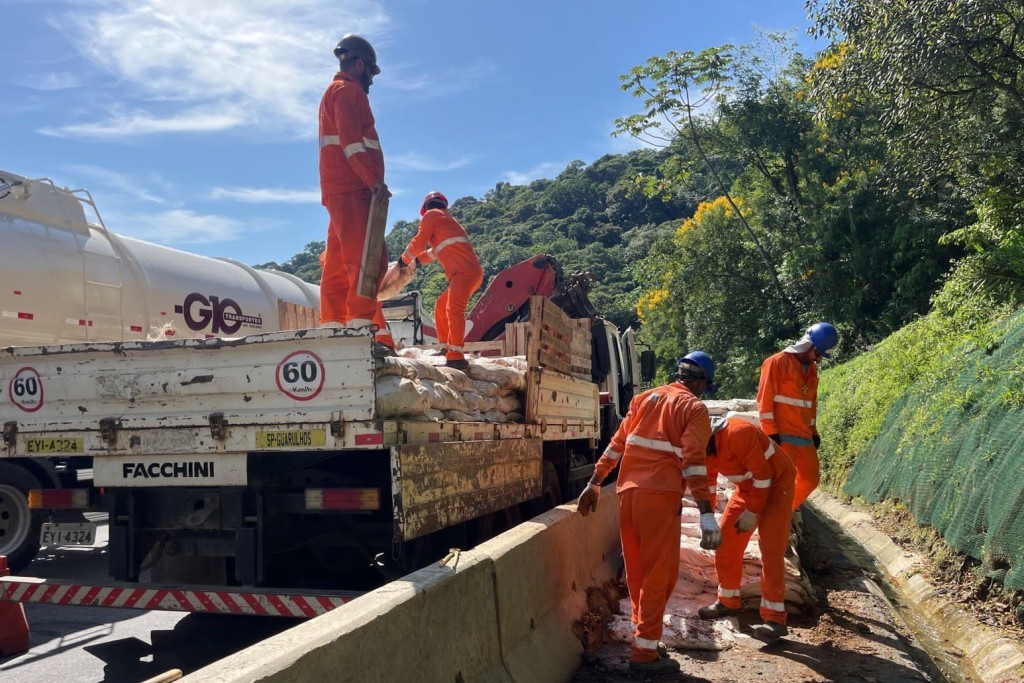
275, 351, 325, 401
9, 367, 44, 412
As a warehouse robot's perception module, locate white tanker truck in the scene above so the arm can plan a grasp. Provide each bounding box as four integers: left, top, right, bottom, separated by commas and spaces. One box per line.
0, 169, 323, 570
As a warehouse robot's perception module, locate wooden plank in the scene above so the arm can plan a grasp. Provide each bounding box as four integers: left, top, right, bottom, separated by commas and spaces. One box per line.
525, 366, 599, 425
357, 190, 390, 299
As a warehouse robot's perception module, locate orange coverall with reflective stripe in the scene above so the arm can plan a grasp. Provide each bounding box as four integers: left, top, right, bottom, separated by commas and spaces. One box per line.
318, 72, 393, 347
757, 350, 819, 508
708, 416, 796, 624
401, 208, 483, 361
591, 382, 713, 663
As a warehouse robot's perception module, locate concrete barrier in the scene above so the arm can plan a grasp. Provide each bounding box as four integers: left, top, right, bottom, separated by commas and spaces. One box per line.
181, 489, 621, 683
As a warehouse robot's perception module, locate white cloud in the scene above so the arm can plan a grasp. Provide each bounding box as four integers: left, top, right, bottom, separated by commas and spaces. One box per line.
50, 0, 390, 138
42, 106, 247, 137
118, 209, 245, 244
386, 61, 496, 96
388, 152, 473, 173
501, 161, 566, 186
63, 164, 172, 204
210, 186, 321, 204
19, 72, 83, 91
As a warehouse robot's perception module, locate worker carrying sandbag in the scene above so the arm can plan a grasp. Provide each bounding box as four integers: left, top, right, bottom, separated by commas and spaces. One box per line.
697, 414, 796, 642
399, 191, 484, 370
756, 322, 838, 509
576, 351, 722, 675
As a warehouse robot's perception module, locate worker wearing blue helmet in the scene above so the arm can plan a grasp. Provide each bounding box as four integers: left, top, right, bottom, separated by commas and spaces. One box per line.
756, 322, 838, 509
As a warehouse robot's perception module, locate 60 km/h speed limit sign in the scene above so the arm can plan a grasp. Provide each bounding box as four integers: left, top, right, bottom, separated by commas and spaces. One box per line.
9, 366, 44, 412
275, 351, 326, 401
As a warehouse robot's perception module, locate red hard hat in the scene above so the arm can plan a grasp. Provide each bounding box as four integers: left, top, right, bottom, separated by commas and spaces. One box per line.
420, 191, 448, 216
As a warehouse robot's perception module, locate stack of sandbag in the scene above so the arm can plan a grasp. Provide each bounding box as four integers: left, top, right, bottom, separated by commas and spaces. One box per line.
704, 398, 757, 415
375, 348, 526, 422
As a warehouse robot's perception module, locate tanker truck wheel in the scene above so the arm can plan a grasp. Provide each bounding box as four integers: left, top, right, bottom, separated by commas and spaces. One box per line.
0, 463, 43, 573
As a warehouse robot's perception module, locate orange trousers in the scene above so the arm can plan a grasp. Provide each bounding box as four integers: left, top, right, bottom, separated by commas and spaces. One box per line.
320, 190, 394, 348
786, 441, 819, 510
435, 268, 484, 361
619, 488, 681, 663
714, 484, 795, 624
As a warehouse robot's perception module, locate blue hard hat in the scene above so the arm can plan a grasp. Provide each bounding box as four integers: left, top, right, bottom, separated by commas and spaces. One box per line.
678, 350, 716, 396
806, 322, 838, 357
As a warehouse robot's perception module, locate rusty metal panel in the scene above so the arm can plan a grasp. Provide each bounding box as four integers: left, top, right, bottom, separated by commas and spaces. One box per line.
392, 439, 542, 542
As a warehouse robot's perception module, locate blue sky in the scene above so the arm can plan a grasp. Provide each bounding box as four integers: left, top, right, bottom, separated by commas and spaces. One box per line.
0, 1, 825, 266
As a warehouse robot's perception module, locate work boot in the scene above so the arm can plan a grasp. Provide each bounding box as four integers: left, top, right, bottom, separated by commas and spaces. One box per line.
372, 341, 398, 359
657, 641, 668, 658
445, 358, 470, 371
750, 620, 788, 641
628, 656, 680, 674
697, 600, 736, 620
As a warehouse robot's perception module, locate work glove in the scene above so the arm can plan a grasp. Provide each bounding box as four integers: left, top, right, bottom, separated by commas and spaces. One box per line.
813, 433, 821, 448
699, 512, 721, 550
735, 509, 758, 532
768, 433, 781, 445
577, 484, 600, 518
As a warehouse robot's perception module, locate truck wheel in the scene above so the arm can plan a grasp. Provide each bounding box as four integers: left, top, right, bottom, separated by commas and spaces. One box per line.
523, 462, 563, 519
0, 463, 43, 573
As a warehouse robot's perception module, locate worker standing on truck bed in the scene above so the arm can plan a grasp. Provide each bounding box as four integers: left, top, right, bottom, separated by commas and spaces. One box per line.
399, 191, 484, 370
577, 351, 722, 675
318, 34, 396, 355
698, 414, 796, 641
756, 322, 838, 509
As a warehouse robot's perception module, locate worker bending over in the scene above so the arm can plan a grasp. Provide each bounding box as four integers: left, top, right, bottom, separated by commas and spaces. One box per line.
400, 191, 483, 370
698, 414, 796, 641
577, 352, 722, 675
318, 34, 396, 355
756, 322, 838, 509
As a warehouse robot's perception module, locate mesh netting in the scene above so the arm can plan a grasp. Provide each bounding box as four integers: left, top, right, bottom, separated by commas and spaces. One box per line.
844, 308, 1024, 589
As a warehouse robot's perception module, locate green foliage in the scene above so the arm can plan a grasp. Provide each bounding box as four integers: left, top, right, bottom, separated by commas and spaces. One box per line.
254, 241, 325, 284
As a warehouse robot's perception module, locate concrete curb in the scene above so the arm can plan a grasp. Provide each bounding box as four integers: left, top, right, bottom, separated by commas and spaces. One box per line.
179, 491, 620, 682
808, 491, 1024, 683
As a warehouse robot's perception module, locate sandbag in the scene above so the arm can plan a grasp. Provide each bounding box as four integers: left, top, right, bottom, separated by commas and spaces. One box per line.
466, 362, 526, 392
376, 375, 431, 417
377, 260, 416, 301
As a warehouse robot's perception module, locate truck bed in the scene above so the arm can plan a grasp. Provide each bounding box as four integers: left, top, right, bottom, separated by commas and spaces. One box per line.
1, 300, 599, 465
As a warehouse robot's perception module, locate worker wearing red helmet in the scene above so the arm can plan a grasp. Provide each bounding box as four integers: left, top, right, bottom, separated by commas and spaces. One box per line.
399, 191, 483, 370
577, 352, 722, 675
756, 322, 838, 509
318, 34, 396, 354
698, 414, 796, 641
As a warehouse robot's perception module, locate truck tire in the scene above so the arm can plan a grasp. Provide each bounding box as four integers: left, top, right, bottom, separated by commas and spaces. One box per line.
0, 463, 44, 573
523, 461, 563, 519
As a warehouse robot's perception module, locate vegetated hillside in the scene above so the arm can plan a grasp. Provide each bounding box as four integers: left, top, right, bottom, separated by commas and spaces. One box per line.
257, 148, 694, 335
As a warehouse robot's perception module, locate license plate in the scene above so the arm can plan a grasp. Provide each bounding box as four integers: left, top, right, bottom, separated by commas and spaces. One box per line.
39, 522, 97, 547
25, 436, 84, 454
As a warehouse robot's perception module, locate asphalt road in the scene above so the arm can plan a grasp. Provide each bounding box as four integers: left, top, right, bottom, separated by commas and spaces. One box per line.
0, 516, 299, 683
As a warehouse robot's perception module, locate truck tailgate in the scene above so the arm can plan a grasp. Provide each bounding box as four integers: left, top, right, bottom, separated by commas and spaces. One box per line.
1, 327, 377, 456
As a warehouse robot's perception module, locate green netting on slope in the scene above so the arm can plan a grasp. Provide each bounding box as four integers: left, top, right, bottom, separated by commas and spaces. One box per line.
844, 308, 1024, 589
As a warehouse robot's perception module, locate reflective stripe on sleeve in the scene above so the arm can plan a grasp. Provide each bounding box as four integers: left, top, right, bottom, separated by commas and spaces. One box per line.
764, 442, 776, 460
810, 418, 816, 425
725, 472, 752, 483
626, 434, 683, 457
343, 141, 366, 158
753, 478, 772, 489
773, 394, 813, 408
319, 135, 340, 148
363, 136, 381, 150
683, 465, 707, 478
759, 412, 775, 420
603, 448, 623, 462
761, 597, 786, 612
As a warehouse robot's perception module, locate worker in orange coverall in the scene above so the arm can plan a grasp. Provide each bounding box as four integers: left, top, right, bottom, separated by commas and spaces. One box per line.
577, 351, 722, 675
697, 414, 796, 641
756, 322, 838, 509
399, 191, 484, 370
318, 34, 395, 355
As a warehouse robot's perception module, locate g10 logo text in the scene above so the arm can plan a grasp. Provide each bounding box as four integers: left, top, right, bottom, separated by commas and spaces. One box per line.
174, 293, 264, 335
